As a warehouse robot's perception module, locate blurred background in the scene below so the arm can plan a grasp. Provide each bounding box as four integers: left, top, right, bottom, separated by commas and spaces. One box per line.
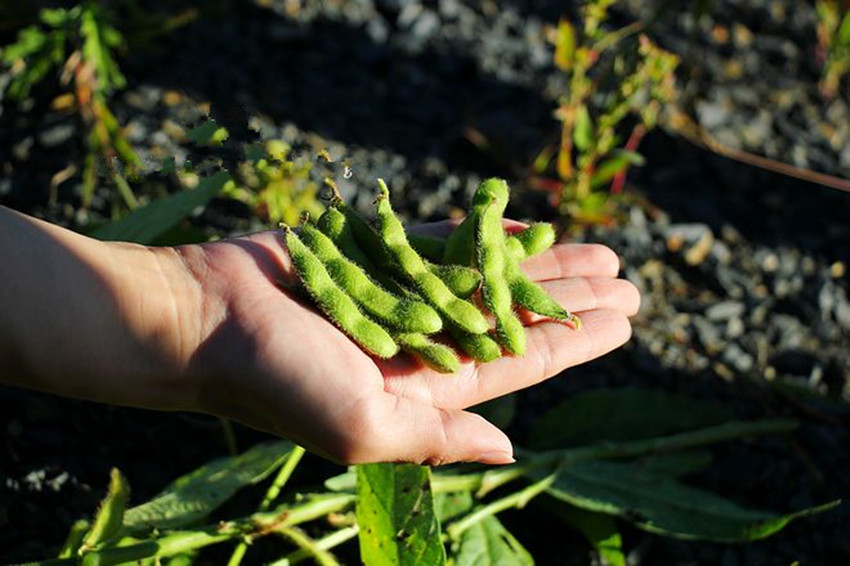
1, 0, 849, 563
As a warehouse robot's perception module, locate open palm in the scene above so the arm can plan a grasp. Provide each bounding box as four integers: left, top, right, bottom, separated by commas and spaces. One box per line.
184, 223, 639, 465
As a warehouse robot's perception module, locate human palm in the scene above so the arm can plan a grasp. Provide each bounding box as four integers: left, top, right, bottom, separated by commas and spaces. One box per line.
184, 224, 639, 466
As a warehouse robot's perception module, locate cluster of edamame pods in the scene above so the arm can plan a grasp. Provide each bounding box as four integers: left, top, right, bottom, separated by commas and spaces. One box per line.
282, 178, 581, 372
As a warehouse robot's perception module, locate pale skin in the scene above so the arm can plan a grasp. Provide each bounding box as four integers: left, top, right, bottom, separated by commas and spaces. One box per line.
0, 205, 639, 466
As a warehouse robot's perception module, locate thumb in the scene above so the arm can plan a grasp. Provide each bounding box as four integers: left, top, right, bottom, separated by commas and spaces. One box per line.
346, 394, 515, 466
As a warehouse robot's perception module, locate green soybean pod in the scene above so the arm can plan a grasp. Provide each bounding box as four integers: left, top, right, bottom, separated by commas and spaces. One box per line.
506, 260, 582, 329
300, 222, 443, 334
476, 186, 526, 355
446, 325, 502, 363
408, 233, 446, 263
508, 223, 557, 261
395, 333, 461, 373
375, 180, 489, 335
283, 226, 399, 358
442, 212, 478, 266
430, 264, 482, 298
316, 206, 379, 272
316, 205, 410, 296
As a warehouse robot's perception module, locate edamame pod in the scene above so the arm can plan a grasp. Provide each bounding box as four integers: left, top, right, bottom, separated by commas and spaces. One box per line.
507, 260, 582, 329
283, 226, 399, 358
395, 333, 460, 373
477, 197, 526, 355
300, 222, 443, 334
408, 233, 446, 263
375, 180, 490, 335
446, 325, 502, 363
430, 264, 482, 298
509, 223, 556, 261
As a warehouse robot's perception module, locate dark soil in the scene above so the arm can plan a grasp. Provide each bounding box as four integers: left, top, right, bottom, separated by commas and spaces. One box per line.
2, 0, 849, 564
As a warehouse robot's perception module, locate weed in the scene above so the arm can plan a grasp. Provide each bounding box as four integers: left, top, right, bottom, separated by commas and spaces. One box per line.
531, 0, 678, 226
1, 2, 141, 208
816, 0, 850, 98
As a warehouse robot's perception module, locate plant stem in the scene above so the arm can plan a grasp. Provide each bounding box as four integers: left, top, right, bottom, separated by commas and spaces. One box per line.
228, 445, 307, 565
270, 526, 359, 566
261, 445, 306, 511
445, 473, 557, 540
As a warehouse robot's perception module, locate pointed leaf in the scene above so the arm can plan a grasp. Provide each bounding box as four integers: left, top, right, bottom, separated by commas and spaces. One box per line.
124, 440, 292, 531
543, 459, 841, 541
82, 468, 130, 550
554, 19, 576, 71
435, 491, 475, 524
590, 150, 646, 189
356, 463, 447, 566
573, 105, 594, 152
90, 171, 231, 244
529, 388, 733, 450
451, 515, 534, 566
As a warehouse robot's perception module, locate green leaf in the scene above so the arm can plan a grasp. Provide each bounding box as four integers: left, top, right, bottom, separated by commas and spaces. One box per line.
450, 515, 533, 566
573, 105, 594, 153
554, 19, 576, 71
435, 491, 475, 523
838, 12, 850, 45
187, 119, 230, 147
590, 150, 645, 189
635, 451, 713, 478
324, 469, 357, 492
529, 388, 733, 450
356, 463, 447, 566
542, 500, 624, 566
82, 468, 130, 550
124, 440, 292, 532
90, 171, 231, 244
543, 459, 841, 541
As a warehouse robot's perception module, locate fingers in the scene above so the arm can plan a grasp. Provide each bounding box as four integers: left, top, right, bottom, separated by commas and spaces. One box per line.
337, 394, 514, 466
521, 243, 621, 281
473, 309, 632, 400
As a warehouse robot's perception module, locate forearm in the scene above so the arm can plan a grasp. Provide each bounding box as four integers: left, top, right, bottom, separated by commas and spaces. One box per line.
0, 206, 203, 410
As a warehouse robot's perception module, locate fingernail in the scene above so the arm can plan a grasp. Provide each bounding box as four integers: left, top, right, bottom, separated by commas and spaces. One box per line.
477, 451, 516, 465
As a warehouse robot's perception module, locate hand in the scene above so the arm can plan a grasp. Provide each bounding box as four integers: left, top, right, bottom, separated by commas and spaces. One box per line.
179, 222, 639, 466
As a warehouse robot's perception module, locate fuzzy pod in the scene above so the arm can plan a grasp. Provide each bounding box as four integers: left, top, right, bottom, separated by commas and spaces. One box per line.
408, 233, 446, 263
507, 260, 582, 329
430, 264, 482, 298
477, 199, 526, 355
395, 333, 461, 373
509, 223, 557, 261
442, 212, 478, 266
375, 180, 489, 335
300, 222, 443, 334
446, 325, 503, 363
283, 226, 399, 358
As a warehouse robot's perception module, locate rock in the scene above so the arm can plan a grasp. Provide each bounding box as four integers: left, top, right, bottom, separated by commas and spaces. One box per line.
665, 223, 715, 265
706, 300, 746, 321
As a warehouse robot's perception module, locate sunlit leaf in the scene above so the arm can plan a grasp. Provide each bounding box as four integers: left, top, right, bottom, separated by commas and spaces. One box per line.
451, 515, 534, 566
356, 463, 447, 566
590, 150, 645, 189
90, 171, 231, 244
573, 104, 594, 152
124, 440, 292, 532
554, 19, 576, 71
